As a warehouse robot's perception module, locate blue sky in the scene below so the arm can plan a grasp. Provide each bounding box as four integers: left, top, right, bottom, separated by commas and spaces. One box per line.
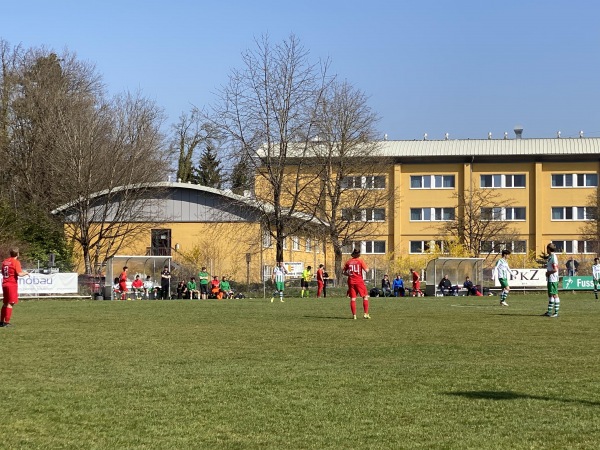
2, 0, 599, 140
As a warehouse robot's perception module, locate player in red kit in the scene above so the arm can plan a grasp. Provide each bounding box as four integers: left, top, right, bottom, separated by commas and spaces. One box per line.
342, 248, 370, 319
410, 268, 423, 297
119, 266, 129, 300
1, 248, 30, 327
316, 264, 325, 298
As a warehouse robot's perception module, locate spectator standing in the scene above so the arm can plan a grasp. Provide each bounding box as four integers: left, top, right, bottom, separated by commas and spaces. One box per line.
198, 266, 210, 300
160, 265, 171, 299
342, 248, 370, 319
300, 266, 312, 298
393, 275, 405, 297
1, 248, 30, 327
566, 257, 579, 276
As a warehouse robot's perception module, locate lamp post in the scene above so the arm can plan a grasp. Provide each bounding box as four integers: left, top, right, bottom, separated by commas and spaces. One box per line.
246, 253, 251, 290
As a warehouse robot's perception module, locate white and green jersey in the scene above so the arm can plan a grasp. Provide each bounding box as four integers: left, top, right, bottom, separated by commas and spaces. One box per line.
495, 258, 510, 280
592, 264, 600, 280
547, 253, 559, 283
273, 265, 287, 283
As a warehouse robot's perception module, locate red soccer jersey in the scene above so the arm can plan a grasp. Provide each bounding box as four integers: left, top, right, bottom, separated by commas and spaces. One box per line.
412, 271, 420, 283
119, 271, 128, 283
343, 257, 368, 281
132, 279, 143, 289
2, 257, 22, 286
316, 268, 324, 282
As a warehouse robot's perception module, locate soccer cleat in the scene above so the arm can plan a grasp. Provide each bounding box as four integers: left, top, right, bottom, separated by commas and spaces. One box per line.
550, 313, 559, 318
541, 312, 551, 317
0, 322, 3, 327
353, 315, 357, 320
500, 301, 509, 306
363, 313, 371, 319
2, 322, 12, 327
280, 299, 284, 302
270, 297, 274, 303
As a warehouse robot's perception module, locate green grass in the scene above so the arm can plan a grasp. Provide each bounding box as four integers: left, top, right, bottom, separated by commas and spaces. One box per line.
2, 293, 600, 449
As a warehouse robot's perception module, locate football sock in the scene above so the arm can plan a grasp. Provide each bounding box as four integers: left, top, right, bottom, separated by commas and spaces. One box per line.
350, 299, 356, 315
500, 289, 508, 302
279, 291, 284, 301
554, 297, 560, 314
3, 306, 12, 323
363, 299, 369, 314
0, 305, 5, 323
547, 298, 554, 314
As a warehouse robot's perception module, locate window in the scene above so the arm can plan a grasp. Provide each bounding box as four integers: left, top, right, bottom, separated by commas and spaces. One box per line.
409, 240, 446, 254
305, 238, 311, 252
314, 239, 320, 253
262, 231, 272, 248
552, 173, 598, 188
481, 174, 526, 188
282, 237, 287, 250
342, 175, 386, 189
481, 207, 526, 221
342, 208, 386, 222
291, 236, 300, 251
410, 175, 455, 189
410, 208, 455, 221
551, 207, 594, 221
480, 240, 527, 254
342, 241, 386, 254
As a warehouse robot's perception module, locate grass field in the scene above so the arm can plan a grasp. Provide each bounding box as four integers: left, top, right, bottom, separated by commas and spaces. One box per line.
2, 293, 600, 449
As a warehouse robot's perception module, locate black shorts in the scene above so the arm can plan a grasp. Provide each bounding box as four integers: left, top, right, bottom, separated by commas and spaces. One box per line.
301, 279, 309, 288
200, 284, 209, 294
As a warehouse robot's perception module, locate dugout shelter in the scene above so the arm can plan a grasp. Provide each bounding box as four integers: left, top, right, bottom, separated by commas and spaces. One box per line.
104, 255, 172, 299
424, 257, 484, 296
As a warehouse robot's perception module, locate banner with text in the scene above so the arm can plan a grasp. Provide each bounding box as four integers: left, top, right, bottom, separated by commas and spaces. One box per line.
16, 273, 79, 295
494, 268, 547, 287
561, 276, 594, 290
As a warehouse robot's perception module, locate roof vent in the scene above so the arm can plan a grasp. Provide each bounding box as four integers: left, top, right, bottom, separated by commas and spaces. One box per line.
384, 133, 388, 140
514, 125, 523, 139
504, 132, 508, 140
488, 132, 492, 140
557, 131, 561, 139
423, 133, 428, 141
444, 133, 449, 140
579, 130, 584, 138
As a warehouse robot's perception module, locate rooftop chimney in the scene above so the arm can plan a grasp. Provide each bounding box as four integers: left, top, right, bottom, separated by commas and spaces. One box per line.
514, 125, 523, 139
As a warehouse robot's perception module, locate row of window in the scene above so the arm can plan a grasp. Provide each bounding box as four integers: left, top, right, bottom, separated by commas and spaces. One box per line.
408, 173, 599, 190
339, 173, 600, 191
262, 233, 324, 253
409, 240, 598, 255
341, 208, 386, 222
410, 207, 594, 222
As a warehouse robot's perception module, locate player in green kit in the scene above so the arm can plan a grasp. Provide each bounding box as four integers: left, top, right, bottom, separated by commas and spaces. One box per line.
271, 261, 288, 303
592, 257, 600, 300
543, 243, 560, 317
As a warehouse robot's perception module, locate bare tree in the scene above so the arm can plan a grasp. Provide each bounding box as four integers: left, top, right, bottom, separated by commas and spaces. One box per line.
442, 187, 521, 257
578, 187, 600, 254
210, 34, 331, 262
51, 92, 170, 274
310, 80, 389, 280
172, 108, 218, 183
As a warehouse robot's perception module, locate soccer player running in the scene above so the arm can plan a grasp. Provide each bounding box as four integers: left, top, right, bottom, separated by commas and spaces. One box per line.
343, 248, 370, 319
119, 266, 129, 300
495, 249, 511, 306
543, 243, 560, 317
271, 261, 288, 303
410, 268, 422, 297
1, 248, 30, 327
592, 257, 600, 300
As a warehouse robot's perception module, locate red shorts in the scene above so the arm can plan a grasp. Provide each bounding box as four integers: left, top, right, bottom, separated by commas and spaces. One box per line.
2, 284, 19, 304
347, 281, 368, 299
119, 282, 128, 292
413, 281, 420, 290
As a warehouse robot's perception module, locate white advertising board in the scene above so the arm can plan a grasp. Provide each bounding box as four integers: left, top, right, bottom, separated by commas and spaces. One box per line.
17, 273, 79, 295
494, 268, 546, 287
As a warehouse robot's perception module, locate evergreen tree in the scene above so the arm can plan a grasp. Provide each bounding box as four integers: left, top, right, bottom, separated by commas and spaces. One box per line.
230, 156, 253, 195
192, 143, 223, 188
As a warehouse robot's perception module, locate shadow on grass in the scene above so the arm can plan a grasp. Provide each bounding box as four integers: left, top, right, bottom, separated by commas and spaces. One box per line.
446, 390, 600, 406
302, 315, 352, 320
